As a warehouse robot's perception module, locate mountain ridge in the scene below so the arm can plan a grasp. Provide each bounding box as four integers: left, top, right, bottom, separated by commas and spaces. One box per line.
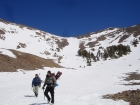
0, 18, 140, 71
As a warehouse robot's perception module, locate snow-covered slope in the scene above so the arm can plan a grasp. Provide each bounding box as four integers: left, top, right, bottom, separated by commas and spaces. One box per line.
0, 19, 68, 60
0, 19, 140, 105
0, 43, 140, 105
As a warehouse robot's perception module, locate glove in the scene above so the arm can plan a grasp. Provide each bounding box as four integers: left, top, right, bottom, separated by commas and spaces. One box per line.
55, 84, 59, 87
42, 86, 45, 90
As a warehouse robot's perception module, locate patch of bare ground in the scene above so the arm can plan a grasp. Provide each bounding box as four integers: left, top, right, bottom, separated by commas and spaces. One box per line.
103, 89, 140, 105
56, 38, 69, 49
124, 72, 140, 81
125, 24, 140, 37
0, 49, 63, 72
16, 43, 26, 49
36, 32, 41, 35
79, 42, 85, 50
0, 30, 5, 40
0, 29, 5, 34
103, 72, 140, 105
118, 35, 130, 43
97, 35, 106, 41
58, 56, 63, 63
86, 41, 99, 48
109, 35, 122, 44
76, 33, 91, 39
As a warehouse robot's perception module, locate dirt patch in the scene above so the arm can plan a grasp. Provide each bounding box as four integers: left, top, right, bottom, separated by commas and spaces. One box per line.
124, 72, 140, 81
109, 35, 122, 44
58, 56, 63, 63
36, 32, 41, 35
118, 35, 130, 43
79, 42, 85, 50
56, 38, 69, 49
86, 41, 99, 48
121, 72, 140, 85
0, 29, 5, 40
103, 89, 140, 105
0, 30, 5, 35
125, 24, 140, 37
0, 49, 63, 72
76, 33, 91, 39
124, 82, 140, 85
16, 43, 26, 49
103, 72, 140, 105
97, 35, 106, 41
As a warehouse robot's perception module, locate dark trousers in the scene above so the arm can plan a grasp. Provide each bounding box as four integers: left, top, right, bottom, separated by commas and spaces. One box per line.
44, 87, 54, 103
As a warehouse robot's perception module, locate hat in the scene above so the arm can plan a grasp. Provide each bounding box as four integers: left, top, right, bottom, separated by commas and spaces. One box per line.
35, 74, 38, 77
47, 70, 51, 74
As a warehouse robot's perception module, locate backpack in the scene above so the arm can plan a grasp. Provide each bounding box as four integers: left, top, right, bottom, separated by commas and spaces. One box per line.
52, 71, 62, 80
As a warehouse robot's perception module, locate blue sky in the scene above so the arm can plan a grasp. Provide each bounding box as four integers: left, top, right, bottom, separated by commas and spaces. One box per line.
0, 0, 140, 37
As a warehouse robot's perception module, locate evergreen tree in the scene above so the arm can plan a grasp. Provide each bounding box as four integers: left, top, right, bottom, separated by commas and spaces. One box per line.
96, 50, 101, 57
103, 50, 108, 60
78, 49, 82, 56
126, 45, 131, 53
87, 58, 91, 66
91, 52, 94, 58
93, 56, 97, 62
96, 56, 99, 61
132, 39, 139, 47
83, 50, 88, 58
87, 51, 91, 58
117, 51, 122, 57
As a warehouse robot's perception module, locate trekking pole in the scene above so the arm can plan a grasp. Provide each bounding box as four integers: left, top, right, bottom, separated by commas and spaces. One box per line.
42, 88, 45, 100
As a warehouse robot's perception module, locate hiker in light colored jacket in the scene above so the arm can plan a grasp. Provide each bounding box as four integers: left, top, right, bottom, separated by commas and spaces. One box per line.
42, 71, 56, 104
32, 74, 41, 97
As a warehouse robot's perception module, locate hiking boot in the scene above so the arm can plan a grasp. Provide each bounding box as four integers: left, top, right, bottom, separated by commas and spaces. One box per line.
47, 99, 50, 103
51, 101, 54, 104
35, 93, 38, 97
51, 102, 54, 105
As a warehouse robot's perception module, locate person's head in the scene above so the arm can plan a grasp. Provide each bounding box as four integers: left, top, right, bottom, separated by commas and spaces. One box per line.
47, 70, 51, 77
35, 74, 39, 78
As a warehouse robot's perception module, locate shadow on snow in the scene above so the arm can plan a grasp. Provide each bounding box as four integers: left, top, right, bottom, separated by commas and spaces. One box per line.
29, 103, 46, 105
24, 95, 35, 97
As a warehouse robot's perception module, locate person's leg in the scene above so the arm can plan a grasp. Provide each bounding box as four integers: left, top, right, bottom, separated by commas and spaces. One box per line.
33, 86, 35, 92
33, 86, 39, 97
44, 87, 50, 102
35, 86, 39, 96
33, 86, 36, 95
50, 87, 54, 103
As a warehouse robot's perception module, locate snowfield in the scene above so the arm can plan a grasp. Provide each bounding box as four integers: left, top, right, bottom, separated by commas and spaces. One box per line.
0, 39, 140, 105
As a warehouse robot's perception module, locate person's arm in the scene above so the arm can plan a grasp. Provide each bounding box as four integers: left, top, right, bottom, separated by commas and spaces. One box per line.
32, 78, 34, 87
42, 78, 47, 89
53, 76, 56, 87
39, 78, 41, 87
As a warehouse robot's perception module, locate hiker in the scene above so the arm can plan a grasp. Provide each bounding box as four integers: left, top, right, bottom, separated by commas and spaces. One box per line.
42, 70, 56, 104
32, 74, 41, 97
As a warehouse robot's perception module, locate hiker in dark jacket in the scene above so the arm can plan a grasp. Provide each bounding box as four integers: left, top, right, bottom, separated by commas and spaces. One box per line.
32, 74, 41, 97
42, 71, 56, 104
